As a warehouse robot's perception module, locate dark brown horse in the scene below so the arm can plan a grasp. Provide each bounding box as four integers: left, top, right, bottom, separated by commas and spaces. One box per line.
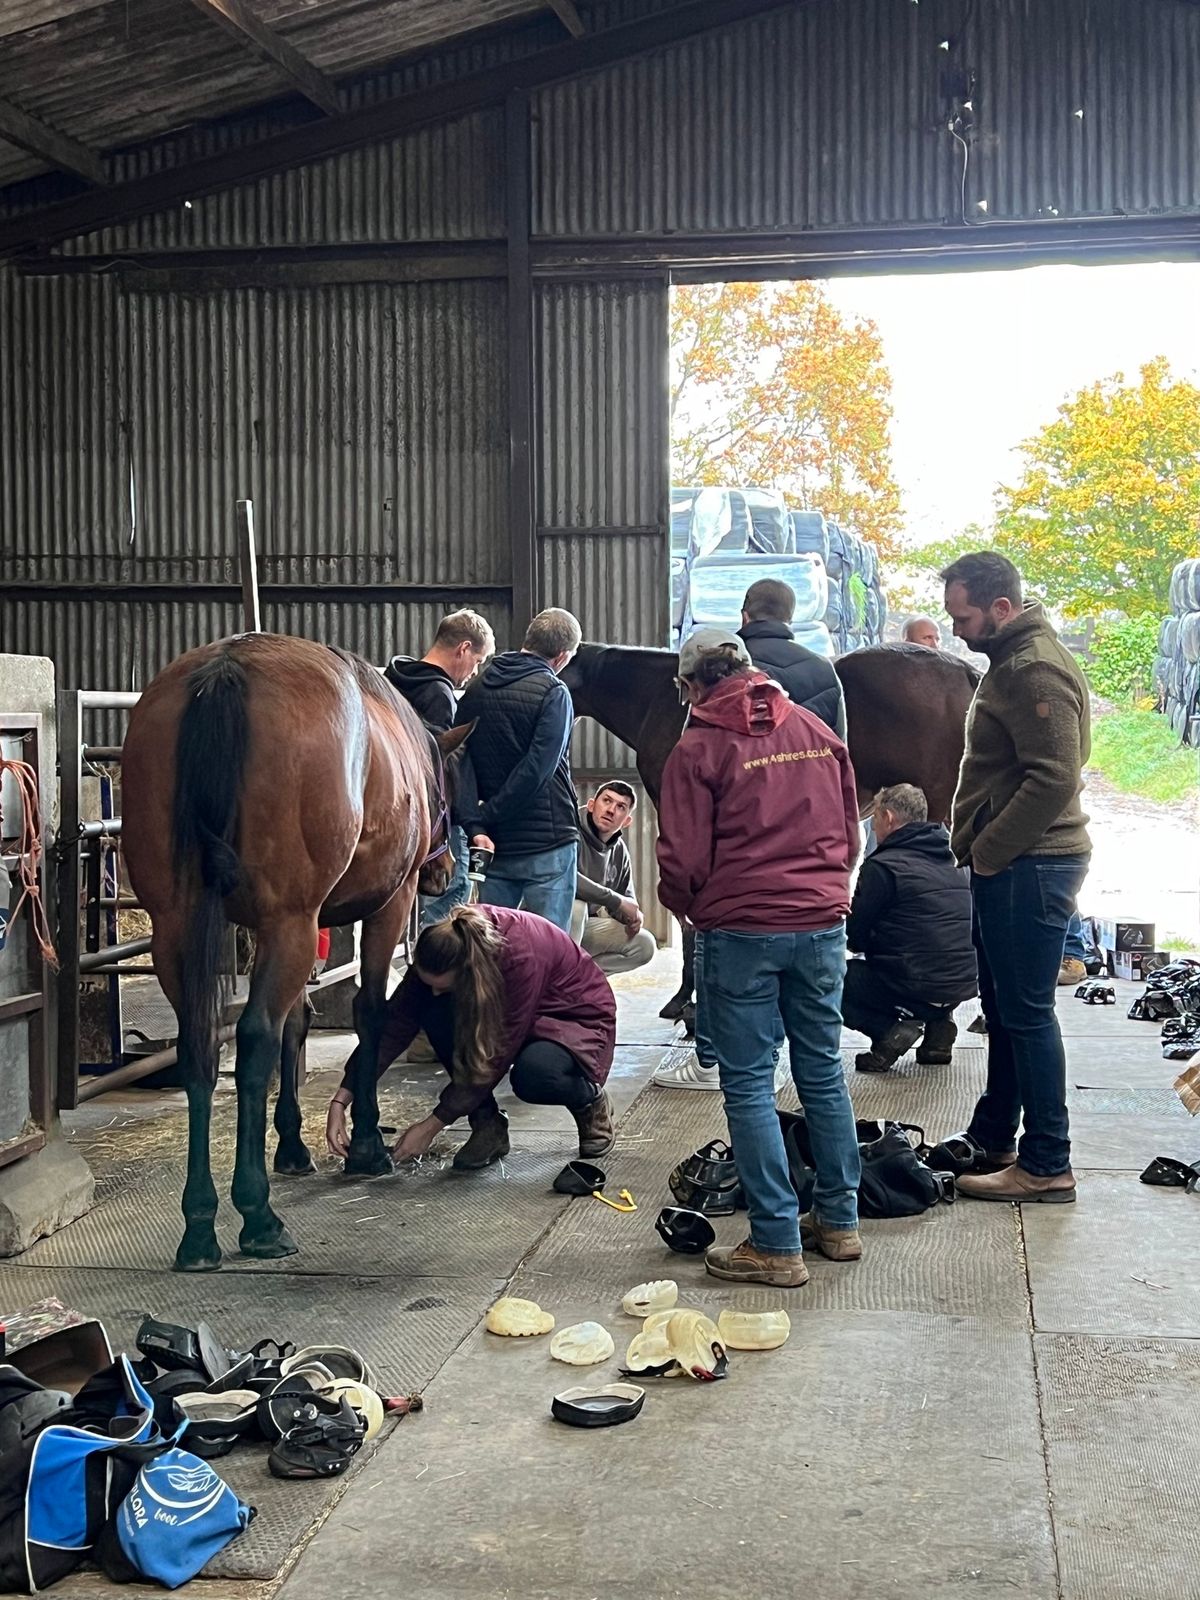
563, 641, 980, 1020
122, 634, 468, 1272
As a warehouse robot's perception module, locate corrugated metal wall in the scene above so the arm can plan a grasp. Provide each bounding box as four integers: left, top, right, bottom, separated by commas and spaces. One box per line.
535, 280, 670, 780
531, 0, 1200, 233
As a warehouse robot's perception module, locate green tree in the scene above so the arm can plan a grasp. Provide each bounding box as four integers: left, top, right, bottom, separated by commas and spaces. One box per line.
988, 359, 1200, 619
671, 282, 903, 559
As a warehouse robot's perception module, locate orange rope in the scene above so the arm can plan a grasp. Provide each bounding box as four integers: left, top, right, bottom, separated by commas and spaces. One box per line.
0, 757, 58, 969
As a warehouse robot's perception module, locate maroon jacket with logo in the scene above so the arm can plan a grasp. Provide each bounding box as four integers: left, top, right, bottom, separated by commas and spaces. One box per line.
656, 671, 860, 932
370, 906, 616, 1123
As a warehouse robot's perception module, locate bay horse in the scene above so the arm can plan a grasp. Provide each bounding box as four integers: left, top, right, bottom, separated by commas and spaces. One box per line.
121, 634, 469, 1272
562, 642, 981, 1022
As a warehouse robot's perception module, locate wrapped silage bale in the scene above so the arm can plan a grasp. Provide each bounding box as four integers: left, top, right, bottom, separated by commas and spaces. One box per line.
825, 520, 849, 581
793, 620, 836, 658
741, 488, 790, 553
790, 511, 830, 565
789, 553, 829, 626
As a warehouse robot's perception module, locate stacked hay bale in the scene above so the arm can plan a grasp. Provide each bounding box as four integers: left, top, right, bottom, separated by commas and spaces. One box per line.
1156, 559, 1200, 744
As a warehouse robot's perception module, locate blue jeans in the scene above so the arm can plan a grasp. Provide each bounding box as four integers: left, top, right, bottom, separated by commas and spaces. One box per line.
695, 930, 784, 1069
702, 925, 861, 1253
479, 841, 578, 934
967, 855, 1089, 1176
1062, 910, 1087, 963
419, 825, 470, 930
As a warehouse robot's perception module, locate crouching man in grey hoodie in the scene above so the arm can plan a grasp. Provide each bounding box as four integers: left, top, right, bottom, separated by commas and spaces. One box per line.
571, 782, 657, 977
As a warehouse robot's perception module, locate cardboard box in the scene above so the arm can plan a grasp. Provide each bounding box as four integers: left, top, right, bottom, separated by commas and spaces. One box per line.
1096, 918, 1155, 955
1114, 949, 1168, 981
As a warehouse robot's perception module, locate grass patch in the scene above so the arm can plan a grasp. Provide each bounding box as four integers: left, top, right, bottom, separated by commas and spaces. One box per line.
1088, 710, 1200, 805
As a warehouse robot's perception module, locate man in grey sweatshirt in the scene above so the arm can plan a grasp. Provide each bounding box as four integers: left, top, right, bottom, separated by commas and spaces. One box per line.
571, 782, 657, 976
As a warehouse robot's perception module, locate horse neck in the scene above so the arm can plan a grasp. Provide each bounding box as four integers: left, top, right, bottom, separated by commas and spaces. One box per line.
587, 646, 679, 751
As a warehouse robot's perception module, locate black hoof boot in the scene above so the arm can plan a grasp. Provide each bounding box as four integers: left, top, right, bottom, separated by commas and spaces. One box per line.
344, 1133, 394, 1178
274, 1140, 317, 1176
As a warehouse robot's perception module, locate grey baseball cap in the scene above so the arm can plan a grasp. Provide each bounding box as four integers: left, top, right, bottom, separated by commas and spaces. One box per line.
677, 626, 752, 679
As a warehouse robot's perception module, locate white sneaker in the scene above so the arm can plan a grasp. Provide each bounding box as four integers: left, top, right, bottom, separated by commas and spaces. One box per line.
651, 1052, 722, 1091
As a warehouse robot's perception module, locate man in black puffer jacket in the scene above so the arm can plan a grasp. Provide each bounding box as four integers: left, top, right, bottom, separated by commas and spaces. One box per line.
844, 783, 978, 1072
456, 608, 582, 933
737, 578, 846, 738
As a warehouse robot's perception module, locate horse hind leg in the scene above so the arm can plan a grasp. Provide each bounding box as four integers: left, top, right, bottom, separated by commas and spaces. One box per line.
659, 922, 696, 1022
274, 991, 316, 1176
231, 915, 316, 1259
154, 915, 223, 1273
344, 887, 414, 1178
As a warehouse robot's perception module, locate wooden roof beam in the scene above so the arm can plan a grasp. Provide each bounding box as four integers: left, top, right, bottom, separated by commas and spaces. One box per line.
0, 0, 798, 254
546, 0, 585, 37
184, 0, 341, 116
0, 94, 107, 185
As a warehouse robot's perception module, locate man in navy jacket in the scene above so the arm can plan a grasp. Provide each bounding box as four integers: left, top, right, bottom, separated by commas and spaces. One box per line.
456, 608, 582, 932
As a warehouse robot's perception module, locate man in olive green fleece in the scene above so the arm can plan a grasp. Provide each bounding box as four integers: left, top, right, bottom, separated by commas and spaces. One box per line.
934, 551, 1090, 1203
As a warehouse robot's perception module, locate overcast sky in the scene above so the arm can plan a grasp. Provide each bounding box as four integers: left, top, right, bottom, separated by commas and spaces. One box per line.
823, 261, 1200, 546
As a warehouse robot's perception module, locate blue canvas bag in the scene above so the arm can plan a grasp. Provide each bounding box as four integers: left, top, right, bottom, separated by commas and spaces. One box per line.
0, 1355, 161, 1592
102, 1448, 254, 1588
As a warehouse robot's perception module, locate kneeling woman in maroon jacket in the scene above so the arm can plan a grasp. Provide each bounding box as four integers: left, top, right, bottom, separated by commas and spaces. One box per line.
326, 905, 617, 1170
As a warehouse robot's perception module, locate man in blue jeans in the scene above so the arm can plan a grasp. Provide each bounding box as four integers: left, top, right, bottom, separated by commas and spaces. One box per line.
657, 629, 863, 1287
456, 608, 582, 933
934, 552, 1091, 1202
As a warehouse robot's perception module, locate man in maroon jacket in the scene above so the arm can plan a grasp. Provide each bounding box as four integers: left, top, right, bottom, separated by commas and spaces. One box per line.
657, 630, 863, 1287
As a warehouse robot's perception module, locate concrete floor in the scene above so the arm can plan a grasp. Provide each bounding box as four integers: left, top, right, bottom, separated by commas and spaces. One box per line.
277, 957, 1200, 1600
6, 950, 1200, 1600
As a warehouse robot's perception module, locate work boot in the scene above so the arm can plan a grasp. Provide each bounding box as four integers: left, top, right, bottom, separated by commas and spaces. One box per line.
1057, 957, 1087, 987
916, 1017, 957, 1066
453, 1102, 510, 1170
855, 1017, 923, 1073
572, 1089, 616, 1159
956, 1164, 1076, 1203
705, 1238, 809, 1287
799, 1212, 863, 1261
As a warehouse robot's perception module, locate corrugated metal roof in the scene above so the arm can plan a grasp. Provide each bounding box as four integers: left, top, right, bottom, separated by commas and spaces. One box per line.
0, 0, 550, 189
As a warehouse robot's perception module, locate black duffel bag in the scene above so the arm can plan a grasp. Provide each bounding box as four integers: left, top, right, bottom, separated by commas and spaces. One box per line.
777, 1110, 951, 1218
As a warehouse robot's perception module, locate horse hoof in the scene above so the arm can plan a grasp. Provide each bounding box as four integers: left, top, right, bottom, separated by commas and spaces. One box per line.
173, 1244, 223, 1273
344, 1138, 394, 1178
659, 995, 688, 1022
274, 1145, 317, 1176
238, 1225, 298, 1260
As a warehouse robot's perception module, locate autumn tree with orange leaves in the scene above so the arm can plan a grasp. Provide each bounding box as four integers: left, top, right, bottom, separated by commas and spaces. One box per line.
670, 281, 902, 558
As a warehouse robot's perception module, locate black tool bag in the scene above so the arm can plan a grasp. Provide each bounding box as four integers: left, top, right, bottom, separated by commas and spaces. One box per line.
777, 1110, 951, 1218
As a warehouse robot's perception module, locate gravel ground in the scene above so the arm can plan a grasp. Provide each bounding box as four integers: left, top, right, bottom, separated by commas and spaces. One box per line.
1082, 765, 1199, 948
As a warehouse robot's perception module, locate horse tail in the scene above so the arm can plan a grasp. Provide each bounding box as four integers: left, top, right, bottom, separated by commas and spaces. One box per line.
172, 649, 250, 1087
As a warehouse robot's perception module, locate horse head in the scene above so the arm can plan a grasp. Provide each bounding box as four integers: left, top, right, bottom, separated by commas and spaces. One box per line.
418, 721, 474, 895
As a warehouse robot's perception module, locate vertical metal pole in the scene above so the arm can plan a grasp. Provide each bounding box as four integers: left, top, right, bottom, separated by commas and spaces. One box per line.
56, 691, 82, 1111
236, 498, 262, 634
506, 92, 535, 647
